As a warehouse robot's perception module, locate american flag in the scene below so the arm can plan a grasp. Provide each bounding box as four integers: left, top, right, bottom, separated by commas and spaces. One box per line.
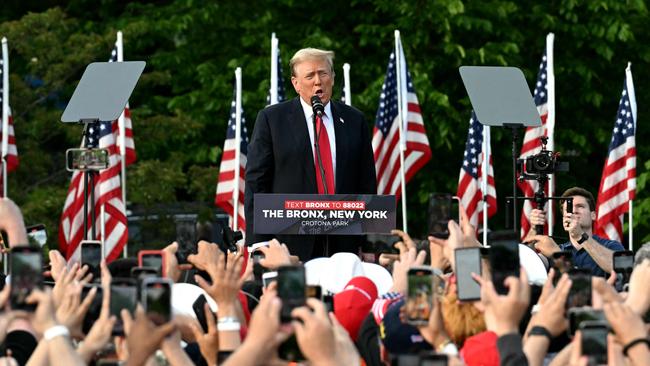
215, 88, 248, 232
59, 121, 128, 261
1, 41, 18, 196
108, 42, 137, 165
457, 112, 497, 227
372, 46, 431, 198
595, 65, 636, 243
518, 44, 554, 239
266, 35, 286, 106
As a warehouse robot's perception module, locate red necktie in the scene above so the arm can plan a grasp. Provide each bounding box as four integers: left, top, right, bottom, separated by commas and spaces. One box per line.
314, 115, 335, 194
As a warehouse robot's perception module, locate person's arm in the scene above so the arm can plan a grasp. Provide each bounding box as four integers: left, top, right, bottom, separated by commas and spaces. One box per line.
472, 269, 531, 366
497, 333, 530, 366
245, 108, 275, 245
0, 198, 28, 246
579, 237, 616, 273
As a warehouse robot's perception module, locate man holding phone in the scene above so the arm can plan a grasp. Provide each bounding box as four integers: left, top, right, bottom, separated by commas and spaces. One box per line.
527, 187, 624, 277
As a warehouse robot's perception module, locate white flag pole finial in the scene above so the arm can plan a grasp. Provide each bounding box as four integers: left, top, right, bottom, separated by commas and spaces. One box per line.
342, 63, 351, 106
270, 33, 278, 105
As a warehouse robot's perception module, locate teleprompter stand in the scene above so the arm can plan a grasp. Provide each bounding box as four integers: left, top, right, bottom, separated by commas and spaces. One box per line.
61, 61, 145, 242
458, 66, 541, 235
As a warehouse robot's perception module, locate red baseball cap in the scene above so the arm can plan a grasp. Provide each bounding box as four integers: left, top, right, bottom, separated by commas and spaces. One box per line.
334, 276, 378, 341
460, 331, 500, 366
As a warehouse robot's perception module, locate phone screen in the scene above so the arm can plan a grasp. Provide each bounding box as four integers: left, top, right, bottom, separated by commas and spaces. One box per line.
568, 309, 605, 336
455, 248, 481, 301
551, 251, 573, 285
427, 194, 460, 238
252, 251, 266, 284
489, 242, 520, 295
613, 251, 634, 273
10, 248, 43, 310
306, 285, 322, 299
406, 268, 433, 325
82, 284, 103, 334
81, 241, 102, 278
567, 269, 592, 308
142, 254, 163, 274
581, 324, 608, 365
26, 224, 47, 247
277, 266, 306, 323
111, 281, 137, 335
144, 280, 171, 325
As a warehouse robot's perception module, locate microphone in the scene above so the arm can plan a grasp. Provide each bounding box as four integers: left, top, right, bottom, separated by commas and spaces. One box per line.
311, 95, 325, 118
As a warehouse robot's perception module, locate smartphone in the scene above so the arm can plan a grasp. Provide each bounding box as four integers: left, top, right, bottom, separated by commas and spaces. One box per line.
10, 247, 43, 311
489, 242, 520, 295
82, 284, 104, 334
454, 248, 482, 301
110, 278, 137, 335
427, 194, 460, 239
193, 294, 216, 333
322, 293, 334, 313
175, 219, 197, 265
262, 271, 278, 288
251, 250, 266, 285
551, 251, 573, 285
420, 353, 448, 366
306, 285, 322, 299
277, 265, 306, 323
278, 334, 305, 362
567, 308, 606, 337
580, 321, 608, 365
613, 251, 634, 291
566, 269, 592, 309
141, 278, 172, 326
138, 250, 166, 277
406, 267, 434, 325
81, 240, 102, 280
25, 224, 47, 247
66, 148, 109, 171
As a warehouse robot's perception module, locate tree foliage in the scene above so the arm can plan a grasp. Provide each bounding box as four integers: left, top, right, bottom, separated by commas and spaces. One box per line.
1, 0, 649, 249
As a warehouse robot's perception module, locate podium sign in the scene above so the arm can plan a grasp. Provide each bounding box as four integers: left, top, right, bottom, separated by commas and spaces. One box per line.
254, 194, 396, 235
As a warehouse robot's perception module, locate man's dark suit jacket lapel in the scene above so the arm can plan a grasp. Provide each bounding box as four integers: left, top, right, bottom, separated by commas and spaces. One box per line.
289, 98, 318, 193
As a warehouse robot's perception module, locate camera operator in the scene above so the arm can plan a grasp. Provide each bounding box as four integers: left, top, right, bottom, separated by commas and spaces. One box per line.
527, 187, 624, 277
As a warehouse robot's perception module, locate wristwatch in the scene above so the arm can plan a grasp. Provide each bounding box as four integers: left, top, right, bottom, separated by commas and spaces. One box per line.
577, 233, 589, 244
528, 326, 552, 341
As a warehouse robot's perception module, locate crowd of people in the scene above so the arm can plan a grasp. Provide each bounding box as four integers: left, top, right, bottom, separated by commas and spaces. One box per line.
0, 183, 648, 366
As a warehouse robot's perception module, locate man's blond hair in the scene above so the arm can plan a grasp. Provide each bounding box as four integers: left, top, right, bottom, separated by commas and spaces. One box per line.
289, 48, 335, 77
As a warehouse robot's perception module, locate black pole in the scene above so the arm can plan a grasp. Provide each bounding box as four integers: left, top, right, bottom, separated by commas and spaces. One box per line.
83, 171, 89, 240
504, 123, 521, 234
89, 171, 96, 240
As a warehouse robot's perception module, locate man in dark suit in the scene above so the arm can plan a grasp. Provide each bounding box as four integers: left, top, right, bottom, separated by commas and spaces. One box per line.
245, 48, 377, 260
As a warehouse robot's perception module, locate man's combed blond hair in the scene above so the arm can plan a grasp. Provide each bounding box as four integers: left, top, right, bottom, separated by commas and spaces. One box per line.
289, 48, 335, 76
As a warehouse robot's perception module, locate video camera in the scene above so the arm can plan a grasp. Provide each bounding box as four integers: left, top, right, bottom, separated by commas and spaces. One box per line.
518, 136, 568, 179
515, 136, 570, 235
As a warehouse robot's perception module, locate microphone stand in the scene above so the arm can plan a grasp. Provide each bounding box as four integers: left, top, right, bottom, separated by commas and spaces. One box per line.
312, 112, 330, 256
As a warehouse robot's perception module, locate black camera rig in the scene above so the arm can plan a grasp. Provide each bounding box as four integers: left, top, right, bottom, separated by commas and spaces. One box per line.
515, 136, 570, 235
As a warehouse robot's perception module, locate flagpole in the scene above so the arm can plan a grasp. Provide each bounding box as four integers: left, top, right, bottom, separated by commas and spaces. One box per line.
116, 31, 128, 258
394, 30, 408, 233
342, 63, 351, 106
2, 37, 9, 198
626, 62, 636, 251
545, 33, 556, 236
270, 33, 278, 105
481, 125, 489, 246
233, 67, 243, 231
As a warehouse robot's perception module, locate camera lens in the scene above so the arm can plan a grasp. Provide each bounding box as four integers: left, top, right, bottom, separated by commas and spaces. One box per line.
533, 153, 552, 171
